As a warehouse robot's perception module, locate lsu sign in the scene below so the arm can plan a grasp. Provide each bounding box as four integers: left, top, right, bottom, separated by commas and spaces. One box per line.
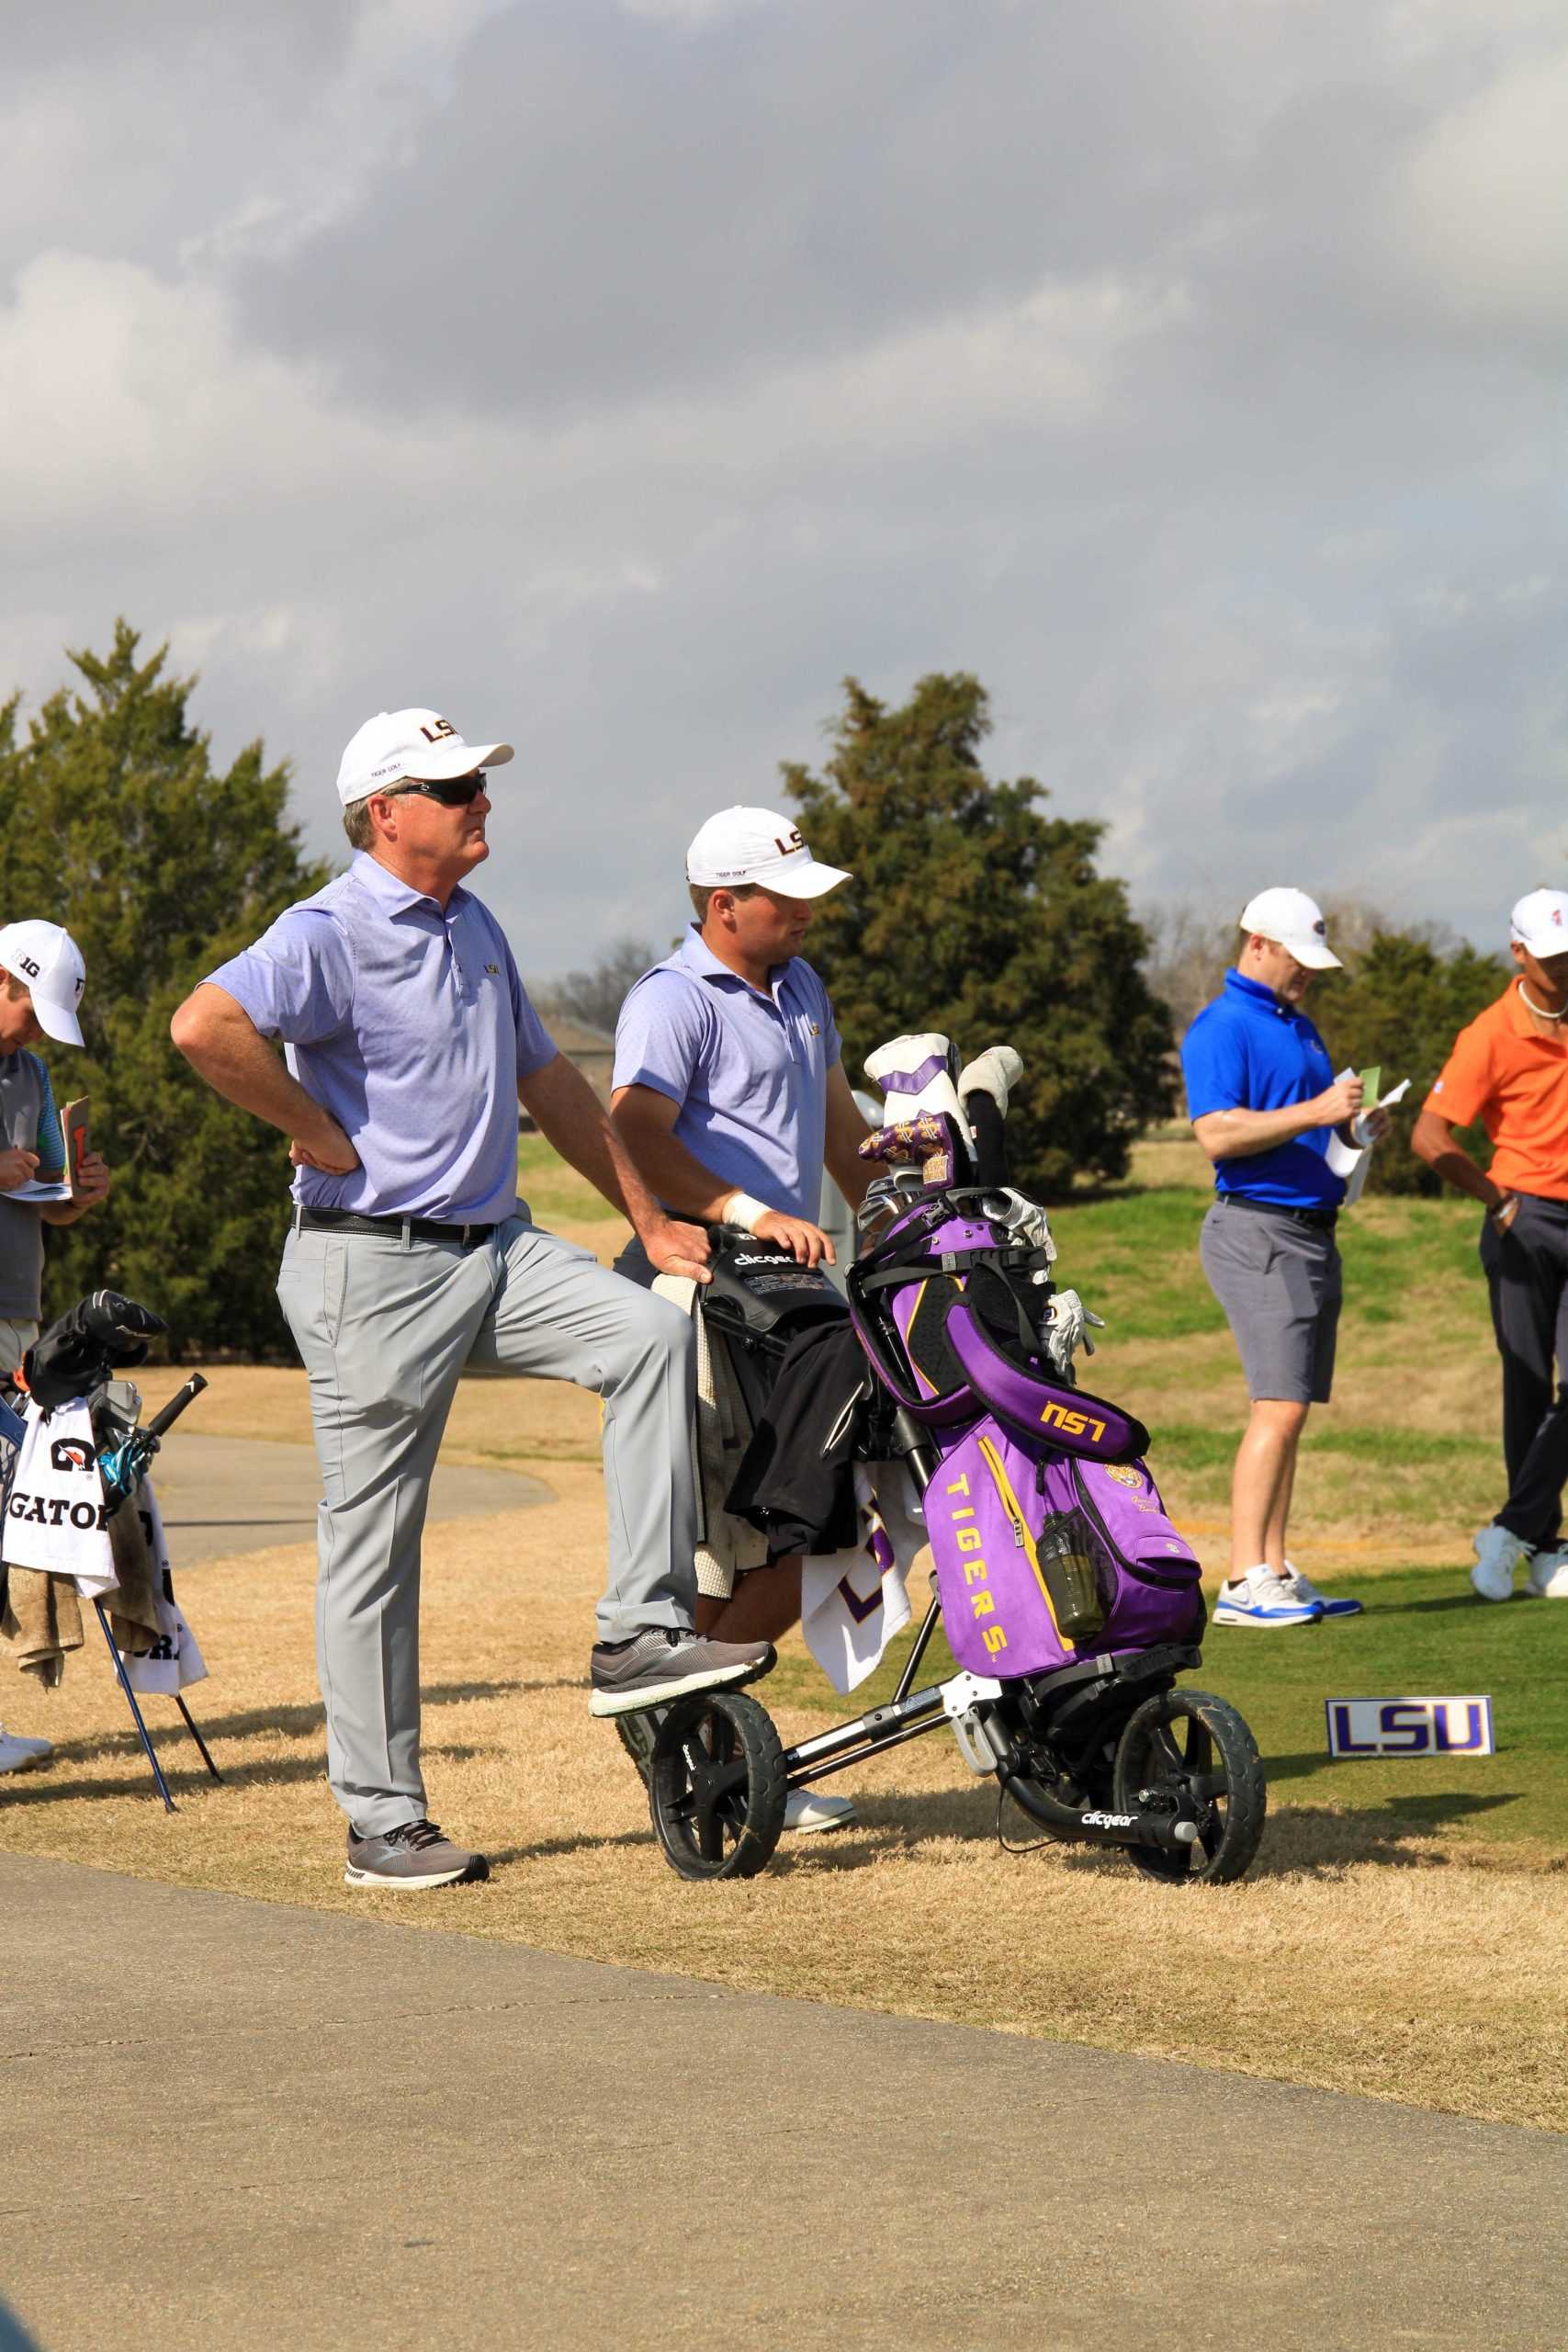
1325, 1695, 1495, 1759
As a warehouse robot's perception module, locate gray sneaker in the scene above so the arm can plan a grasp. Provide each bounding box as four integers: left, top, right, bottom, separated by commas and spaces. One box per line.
589, 1628, 774, 1718
344, 1819, 489, 1890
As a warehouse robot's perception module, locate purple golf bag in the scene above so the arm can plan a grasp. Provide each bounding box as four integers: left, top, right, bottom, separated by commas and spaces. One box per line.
850, 1193, 1203, 1680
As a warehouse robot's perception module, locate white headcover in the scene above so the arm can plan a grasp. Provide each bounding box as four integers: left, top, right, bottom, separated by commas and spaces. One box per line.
863, 1034, 966, 1129
957, 1046, 1023, 1120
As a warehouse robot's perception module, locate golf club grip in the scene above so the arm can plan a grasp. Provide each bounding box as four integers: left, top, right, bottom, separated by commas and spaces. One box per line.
144, 1373, 209, 1442
963, 1089, 1010, 1187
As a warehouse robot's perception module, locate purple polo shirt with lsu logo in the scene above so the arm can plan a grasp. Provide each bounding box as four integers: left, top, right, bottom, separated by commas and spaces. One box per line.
614, 927, 841, 1221
205, 852, 558, 1226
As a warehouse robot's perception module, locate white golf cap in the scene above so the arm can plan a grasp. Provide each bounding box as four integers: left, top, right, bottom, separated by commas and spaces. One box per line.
1238, 886, 1342, 972
685, 806, 852, 900
1510, 888, 1568, 958
0, 921, 86, 1046
335, 707, 515, 807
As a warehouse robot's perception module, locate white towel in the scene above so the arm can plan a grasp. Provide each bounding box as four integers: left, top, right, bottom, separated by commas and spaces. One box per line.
3, 1399, 117, 1597
801, 1463, 928, 1694
115, 1481, 208, 1696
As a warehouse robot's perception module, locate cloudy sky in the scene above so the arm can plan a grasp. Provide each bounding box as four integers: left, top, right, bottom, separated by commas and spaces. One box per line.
4, 0, 1564, 978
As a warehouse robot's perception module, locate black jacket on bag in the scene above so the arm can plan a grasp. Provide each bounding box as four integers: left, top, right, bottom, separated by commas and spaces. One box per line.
725, 1318, 870, 1559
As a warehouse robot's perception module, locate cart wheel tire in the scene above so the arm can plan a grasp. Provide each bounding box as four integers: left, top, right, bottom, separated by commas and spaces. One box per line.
649, 1690, 787, 1882
1113, 1689, 1266, 1885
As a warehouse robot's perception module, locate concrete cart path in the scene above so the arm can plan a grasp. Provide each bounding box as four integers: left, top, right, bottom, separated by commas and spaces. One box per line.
1, 1855, 1563, 2352
149, 1432, 547, 1568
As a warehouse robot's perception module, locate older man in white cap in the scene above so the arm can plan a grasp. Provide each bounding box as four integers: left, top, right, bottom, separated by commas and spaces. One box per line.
172, 711, 773, 1888
610, 805, 874, 1828
1180, 888, 1386, 1628
1414, 889, 1568, 1601
0, 919, 111, 1777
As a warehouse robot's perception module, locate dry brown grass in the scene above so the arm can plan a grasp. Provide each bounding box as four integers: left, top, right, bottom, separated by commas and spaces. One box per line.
7, 1153, 1559, 2132
3, 1402, 1565, 2134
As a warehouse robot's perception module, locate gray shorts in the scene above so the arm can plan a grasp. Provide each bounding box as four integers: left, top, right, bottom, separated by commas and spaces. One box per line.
1199, 1201, 1342, 1405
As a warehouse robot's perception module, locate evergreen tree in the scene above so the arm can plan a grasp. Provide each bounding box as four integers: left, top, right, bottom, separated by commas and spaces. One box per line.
783, 674, 1175, 1193
0, 624, 331, 1354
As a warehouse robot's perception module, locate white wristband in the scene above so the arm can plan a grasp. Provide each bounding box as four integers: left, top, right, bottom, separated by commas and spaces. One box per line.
722, 1192, 770, 1235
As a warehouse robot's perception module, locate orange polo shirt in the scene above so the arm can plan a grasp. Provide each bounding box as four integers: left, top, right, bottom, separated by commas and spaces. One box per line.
1426, 982, 1568, 1201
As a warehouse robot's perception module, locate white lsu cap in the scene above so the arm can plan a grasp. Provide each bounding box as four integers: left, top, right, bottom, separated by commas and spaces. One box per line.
0, 921, 86, 1046
335, 707, 515, 808
685, 805, 852, 900
1510, 888, 1568, 958
1239, 886, 1342, 971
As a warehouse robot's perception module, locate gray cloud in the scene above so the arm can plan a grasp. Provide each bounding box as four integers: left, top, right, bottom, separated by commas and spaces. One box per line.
0, 0, 1563, 983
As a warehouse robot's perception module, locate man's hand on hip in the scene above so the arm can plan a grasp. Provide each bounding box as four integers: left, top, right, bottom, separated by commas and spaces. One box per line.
752, 1209, 836, 1267
288, 1112, 361, 1175
644, 1214, 714, 1284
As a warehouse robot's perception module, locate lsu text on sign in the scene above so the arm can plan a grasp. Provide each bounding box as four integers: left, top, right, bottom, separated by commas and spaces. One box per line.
1325, 1696, 1495, 1759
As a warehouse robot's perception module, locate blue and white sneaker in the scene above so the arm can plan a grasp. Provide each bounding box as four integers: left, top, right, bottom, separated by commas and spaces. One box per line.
1281, 1563, 1363, 1618
1212, 1566, 1323, 1628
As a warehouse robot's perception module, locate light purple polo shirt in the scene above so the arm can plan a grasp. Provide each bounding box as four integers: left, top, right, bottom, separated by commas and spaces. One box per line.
206, 853, 557, 1225
614, 927, 840, 1220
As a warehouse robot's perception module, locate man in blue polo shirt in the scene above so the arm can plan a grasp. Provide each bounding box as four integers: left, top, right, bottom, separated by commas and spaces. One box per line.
611, 806, 874, 1828
1181, 888, 1385, 1628
171, 708, 772, 1890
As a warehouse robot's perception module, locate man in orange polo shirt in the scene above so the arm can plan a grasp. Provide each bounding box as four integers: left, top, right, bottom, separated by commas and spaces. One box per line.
1413, 889, 1568, 1600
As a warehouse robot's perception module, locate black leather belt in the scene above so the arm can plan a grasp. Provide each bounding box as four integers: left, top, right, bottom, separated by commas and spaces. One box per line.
1218, 1194, 1337, 1231
298, 1206, 497, 1248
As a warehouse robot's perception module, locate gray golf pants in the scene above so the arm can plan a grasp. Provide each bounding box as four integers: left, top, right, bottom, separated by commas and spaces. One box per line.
276, 1213, 697, 1837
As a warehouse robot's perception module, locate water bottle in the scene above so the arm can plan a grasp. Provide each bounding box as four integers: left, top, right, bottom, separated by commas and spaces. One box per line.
1034, 1510, 1106, 1642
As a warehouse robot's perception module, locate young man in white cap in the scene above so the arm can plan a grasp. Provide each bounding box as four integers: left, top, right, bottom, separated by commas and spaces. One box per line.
1413, 889, 1568, 1601
171, 710, 772, 1888
611, 806, 874, 1829
0, 919, 112, 1776
1180, 888, 1386, 1627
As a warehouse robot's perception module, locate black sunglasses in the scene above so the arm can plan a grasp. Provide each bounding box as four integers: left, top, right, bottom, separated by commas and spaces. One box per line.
390, 771, 489, 808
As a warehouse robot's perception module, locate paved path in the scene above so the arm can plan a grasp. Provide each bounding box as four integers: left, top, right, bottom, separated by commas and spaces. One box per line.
1, 1854, 1562, 2352
151, 1433, 547, 1568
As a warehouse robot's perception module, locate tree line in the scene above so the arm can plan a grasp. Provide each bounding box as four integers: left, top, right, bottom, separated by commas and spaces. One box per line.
3, 628, 1508, 1355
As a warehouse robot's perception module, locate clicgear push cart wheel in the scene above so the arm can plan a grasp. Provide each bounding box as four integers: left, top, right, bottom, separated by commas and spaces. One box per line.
649, 1690, 787, 1881
1113, 1690, 1267, 1885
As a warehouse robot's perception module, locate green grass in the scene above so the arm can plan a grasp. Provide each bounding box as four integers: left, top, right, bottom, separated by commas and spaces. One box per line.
1048, 1190, 1228, 1340
1154, 1422, 1496, 1475
768, 1567, 1568, 1852
1195, 1567, 1568, 1849
1047, 1178, 1486, 1347
517, 1134, 623, 1227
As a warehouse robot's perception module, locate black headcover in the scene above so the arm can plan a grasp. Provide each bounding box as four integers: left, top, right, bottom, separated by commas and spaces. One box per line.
20, 1290, 166, 1412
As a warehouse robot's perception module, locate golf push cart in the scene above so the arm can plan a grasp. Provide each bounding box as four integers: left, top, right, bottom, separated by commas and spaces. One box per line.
637, 1041, 1267, 1887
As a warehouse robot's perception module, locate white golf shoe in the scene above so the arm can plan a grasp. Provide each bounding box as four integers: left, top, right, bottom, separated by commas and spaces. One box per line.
0, 1726, 53, 1775
1527, 1548, 1568, 1600
1471, 1523, 1531, 1602
784, 1787, 857, 1834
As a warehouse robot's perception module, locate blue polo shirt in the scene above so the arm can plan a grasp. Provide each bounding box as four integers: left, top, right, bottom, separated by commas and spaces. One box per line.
613, 927, 840, 1220
206, 852, 558, 1225
1180, 968, 1344, 1210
